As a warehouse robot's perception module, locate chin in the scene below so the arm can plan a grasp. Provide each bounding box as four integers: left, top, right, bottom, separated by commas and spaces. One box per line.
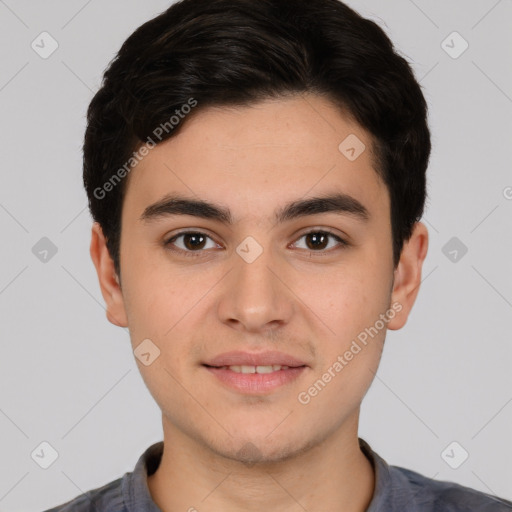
207, 432, 309, 467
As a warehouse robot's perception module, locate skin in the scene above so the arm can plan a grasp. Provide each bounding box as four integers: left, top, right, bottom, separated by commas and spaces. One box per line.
90, 93, 428, 512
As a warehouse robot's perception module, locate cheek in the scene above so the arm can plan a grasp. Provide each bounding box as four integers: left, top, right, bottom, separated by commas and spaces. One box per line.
121, 261, 217, 375
298, 277, 389, 412
120, 259, 184, 344
297, 262, 390, 332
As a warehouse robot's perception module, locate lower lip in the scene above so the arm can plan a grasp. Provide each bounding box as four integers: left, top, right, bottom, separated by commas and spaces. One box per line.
203, 365, 307, 393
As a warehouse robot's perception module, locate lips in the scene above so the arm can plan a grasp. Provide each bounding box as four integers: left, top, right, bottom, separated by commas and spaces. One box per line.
202, 350, 308, 368
202, 351, 309, 393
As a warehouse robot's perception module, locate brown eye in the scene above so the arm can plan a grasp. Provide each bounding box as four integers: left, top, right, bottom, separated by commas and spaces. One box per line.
305, 232, 329, 250
180, 233, 207, 250
293, 230, 348, 254
164, 231, 219, 257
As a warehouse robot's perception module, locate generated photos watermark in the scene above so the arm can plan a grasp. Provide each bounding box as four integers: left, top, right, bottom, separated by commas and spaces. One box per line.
297, 301, 403, 405
93, 97, 198, 200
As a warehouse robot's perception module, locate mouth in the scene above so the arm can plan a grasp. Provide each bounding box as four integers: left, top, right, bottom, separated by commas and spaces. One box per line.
203, 364, 301, 373
202, 363, 308, 393
203, 350, 308, 368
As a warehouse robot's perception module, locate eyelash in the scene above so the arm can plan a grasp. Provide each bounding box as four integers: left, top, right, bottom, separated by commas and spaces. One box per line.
163, 229, 349, 258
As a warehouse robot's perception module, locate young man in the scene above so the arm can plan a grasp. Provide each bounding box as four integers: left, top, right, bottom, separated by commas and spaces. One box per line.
45, 0, 512, 510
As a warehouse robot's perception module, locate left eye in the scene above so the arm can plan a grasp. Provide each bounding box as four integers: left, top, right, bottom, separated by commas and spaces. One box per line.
292, 231, 348, 252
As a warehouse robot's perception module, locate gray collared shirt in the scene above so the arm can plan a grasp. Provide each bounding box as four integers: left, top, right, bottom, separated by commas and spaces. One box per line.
43, 438, 512, 511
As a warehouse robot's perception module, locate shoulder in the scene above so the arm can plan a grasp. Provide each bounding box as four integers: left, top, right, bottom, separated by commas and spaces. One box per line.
41, 441, 164, 512
391, 464, 512, 511
42, 476, 125, 512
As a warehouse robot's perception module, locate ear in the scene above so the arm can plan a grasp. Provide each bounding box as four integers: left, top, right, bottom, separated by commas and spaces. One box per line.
387, 221, 429, 330
89, 222, 129, 328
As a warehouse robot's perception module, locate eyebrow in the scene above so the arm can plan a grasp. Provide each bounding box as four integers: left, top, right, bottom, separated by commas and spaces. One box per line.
139, 192, 370, 226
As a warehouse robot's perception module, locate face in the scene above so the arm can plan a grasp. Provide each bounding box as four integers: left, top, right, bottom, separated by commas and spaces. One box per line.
91, 93, 427, 465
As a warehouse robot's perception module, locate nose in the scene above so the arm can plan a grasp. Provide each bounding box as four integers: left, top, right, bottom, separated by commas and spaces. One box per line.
216, 240, 294, 334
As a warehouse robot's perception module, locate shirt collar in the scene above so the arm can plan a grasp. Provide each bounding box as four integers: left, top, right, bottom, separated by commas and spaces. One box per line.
122, 441, 164, 512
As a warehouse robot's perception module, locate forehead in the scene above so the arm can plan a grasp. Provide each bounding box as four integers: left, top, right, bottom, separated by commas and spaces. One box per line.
122, 94, 388, 224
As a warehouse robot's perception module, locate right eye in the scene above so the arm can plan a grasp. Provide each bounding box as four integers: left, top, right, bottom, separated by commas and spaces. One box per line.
164, 231, 221, 258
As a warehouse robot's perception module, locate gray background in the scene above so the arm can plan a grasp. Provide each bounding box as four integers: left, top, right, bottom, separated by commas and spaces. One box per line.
0, 1, 511, 510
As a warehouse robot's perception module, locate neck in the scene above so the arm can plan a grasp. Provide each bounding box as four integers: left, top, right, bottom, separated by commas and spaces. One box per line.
147, 414, 375, 512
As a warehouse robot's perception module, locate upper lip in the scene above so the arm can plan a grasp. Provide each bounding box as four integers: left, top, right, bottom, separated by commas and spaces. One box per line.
203, 351, 308, 368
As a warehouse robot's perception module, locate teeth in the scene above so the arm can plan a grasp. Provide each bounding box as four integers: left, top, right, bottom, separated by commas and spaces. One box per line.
225, 365, 290, 373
